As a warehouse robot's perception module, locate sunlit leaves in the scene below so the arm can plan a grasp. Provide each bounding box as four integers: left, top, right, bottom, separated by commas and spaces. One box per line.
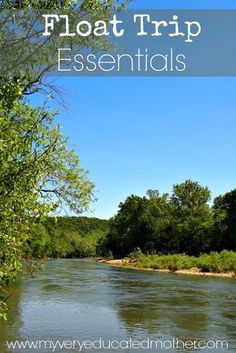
0, 95, 95, 318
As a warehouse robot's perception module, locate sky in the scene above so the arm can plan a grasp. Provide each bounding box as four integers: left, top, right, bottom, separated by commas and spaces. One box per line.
36, 0, 236, 219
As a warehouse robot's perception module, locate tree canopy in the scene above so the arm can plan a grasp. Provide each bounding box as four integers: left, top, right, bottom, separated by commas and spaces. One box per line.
213, 189, 236, 251
98, 181, 235, 259
0, 0, 128, 319
0, 84, 96, 318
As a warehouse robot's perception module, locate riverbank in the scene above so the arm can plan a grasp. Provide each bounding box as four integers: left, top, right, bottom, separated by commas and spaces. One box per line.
103, 259, 235, 278
100, 251, 236, 278
103, 260, 235, 278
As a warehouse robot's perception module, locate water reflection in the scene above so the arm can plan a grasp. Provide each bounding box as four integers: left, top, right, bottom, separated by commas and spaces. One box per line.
0, 279, 24, 352
0, 260, 235, 353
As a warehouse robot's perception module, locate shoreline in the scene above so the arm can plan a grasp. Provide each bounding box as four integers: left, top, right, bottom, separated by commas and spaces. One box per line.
100, 259, 236, 278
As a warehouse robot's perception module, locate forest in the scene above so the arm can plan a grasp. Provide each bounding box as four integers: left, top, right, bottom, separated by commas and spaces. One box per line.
25, 180, 236, 261
24, 217, 109, 259
98, 180, 236, 258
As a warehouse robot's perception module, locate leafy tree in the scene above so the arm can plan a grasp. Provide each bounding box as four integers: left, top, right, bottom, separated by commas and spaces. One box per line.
101, 181, 217, 258
171, 180, 213, 255
0, 0, 128, 319
24, 224, 51, 258
101, 191, 172, 257
139, 191, 173, 254
0, 96, 95, 318
0, 0, 128, 83
213, 190, 236, 251
101, 195, 148, 257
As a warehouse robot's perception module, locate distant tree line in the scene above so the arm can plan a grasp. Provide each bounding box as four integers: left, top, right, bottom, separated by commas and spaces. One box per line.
24, 217, 109, 259
25, 180, 236, 260
98, 180, 236, 258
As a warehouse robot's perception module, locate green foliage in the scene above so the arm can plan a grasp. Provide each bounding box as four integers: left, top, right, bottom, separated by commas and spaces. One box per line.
24, 217, 109, 259
0, 0, 129, 319
100, 181, 236, 261
128, 248, 143, 262
99, 195, 149, 258
0, 1, 128, 81
213, 190, 236, 251
0, 0, 128, 10
100, 181, 215, 258
0, 96, 95, 318
197, 250, 236, 273
171, 180, 213, 255
127, 250, 236, 274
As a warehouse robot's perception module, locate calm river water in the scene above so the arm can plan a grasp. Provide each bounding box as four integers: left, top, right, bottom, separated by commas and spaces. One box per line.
0, 259, 235, 353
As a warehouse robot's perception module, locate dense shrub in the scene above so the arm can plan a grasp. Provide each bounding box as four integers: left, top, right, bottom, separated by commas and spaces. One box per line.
127, 250, 236, 274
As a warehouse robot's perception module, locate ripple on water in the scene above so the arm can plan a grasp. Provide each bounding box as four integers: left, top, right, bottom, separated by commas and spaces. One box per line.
0, 259, 235, 353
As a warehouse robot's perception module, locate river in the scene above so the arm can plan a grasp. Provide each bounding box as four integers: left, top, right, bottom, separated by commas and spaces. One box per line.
0, 259, 235, 353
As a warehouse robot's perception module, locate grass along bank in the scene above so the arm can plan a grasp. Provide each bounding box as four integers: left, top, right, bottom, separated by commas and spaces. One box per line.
104, 250, 236, 278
